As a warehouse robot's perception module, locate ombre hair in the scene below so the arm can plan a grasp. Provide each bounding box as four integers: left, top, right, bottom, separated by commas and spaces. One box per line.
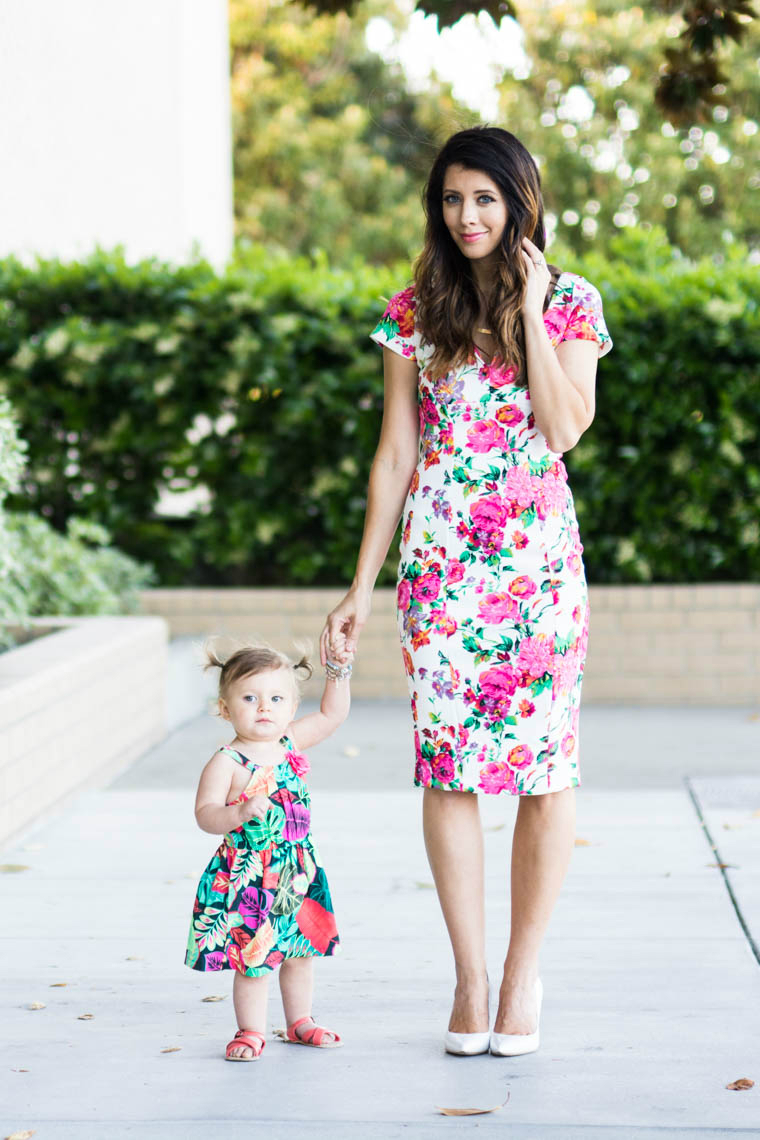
204, 641, 313, 702
414, 126, 561, 382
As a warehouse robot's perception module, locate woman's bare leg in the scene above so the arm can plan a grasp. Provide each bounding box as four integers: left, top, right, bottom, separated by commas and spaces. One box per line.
422, 787, 488, 1033
494, 786, 576, 1034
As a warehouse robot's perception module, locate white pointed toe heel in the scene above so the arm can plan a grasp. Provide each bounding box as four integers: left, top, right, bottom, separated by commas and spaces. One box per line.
444, 1029, 491, 1056
489, 978, 543, 1057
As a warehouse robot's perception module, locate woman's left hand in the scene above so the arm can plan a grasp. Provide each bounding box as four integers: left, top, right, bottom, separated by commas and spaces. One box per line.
520, 236, 551, 319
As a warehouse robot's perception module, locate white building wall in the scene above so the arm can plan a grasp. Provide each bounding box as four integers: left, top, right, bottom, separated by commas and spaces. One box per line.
0, 0, 233, 266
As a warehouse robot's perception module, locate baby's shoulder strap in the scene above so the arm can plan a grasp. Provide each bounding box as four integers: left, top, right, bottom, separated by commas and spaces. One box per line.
216, 743, 255, 771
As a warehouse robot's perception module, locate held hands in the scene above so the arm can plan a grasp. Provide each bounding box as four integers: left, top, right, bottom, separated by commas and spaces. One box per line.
521, 236, 551, 320
320, 586, 371, 665
236, 794, 270, 826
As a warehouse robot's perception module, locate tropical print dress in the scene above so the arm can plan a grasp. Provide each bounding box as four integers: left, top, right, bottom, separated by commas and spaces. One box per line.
185, 738, 339, 976
370, 272, 612, 796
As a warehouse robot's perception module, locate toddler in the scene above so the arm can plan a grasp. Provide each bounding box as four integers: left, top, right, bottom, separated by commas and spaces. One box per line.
185, 641, 353, 1061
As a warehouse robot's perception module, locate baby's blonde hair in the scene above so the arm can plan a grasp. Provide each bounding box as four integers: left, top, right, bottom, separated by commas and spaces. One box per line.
204, 641, 313, 701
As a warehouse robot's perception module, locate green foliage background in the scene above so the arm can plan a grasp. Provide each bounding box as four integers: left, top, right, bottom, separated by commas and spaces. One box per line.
1, 231, 758, 587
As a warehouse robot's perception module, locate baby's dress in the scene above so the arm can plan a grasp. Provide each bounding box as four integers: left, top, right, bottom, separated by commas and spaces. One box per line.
185, 736, 339, 976
370, 273, 612, 797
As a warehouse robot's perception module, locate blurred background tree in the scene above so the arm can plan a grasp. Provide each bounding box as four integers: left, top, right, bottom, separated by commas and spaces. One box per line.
231, 0, 759, 265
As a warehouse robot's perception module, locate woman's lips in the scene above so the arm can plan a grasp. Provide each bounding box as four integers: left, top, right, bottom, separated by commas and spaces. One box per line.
461, 232, 486, 243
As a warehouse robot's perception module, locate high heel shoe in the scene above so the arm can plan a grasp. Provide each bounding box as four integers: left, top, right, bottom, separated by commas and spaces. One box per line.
489, 977, 543, 1057
444, 1028, 491, 1056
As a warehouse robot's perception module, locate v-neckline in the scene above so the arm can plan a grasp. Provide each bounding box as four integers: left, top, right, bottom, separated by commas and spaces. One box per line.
473, 273, 567, 368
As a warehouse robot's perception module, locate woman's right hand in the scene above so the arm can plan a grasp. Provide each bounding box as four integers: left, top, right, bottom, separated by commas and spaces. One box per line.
320, 586, 372, 665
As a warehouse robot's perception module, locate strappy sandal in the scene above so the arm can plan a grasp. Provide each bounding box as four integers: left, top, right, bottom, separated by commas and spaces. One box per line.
285, 1015, 342, 1049
225, 1028, 266, 1062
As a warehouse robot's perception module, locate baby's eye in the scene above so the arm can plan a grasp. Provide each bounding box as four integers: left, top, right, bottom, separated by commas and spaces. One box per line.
272, 695, 283, 703
243, 694, 258, 703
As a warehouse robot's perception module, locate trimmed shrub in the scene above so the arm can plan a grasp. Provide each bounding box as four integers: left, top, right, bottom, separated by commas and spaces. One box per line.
0, 232, 758, 586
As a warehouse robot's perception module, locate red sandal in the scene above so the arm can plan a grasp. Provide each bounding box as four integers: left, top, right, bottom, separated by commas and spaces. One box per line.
285, 1015, 342, 1049
225, 1028, 266, 1062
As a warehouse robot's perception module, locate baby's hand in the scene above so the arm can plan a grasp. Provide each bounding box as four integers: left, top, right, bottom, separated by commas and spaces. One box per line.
237, 795, 270, 826
327, 632, 355, 667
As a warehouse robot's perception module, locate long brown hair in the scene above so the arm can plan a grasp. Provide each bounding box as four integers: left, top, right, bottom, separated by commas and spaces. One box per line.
414, 126, 560, 382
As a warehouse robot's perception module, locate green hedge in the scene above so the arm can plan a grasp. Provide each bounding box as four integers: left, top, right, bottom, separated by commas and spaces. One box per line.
0, 232, 758, 585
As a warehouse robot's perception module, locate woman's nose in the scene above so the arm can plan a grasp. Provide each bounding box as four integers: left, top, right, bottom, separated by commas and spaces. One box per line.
460, 199, 478, 226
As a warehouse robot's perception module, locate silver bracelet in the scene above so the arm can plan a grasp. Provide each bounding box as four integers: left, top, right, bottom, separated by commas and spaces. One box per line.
325, 659, 353, 681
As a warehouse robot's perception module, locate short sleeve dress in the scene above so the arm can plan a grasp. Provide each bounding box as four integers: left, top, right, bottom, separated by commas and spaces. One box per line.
370, 273, 612, 796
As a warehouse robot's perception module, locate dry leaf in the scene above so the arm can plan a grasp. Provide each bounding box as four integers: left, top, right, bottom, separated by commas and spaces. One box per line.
342, 745, 360, 758
0, 864, 29, 873
437, 1094, 509, 1117
726, 1078, 754, 1090
574, 838, 592, 847
161, 1046, 181, 1053
125, 956, 143, 961
5, 1131, 36, 1139
26, 1002, 45, 1010
414, 881, 435, 890
49, 982, 67, 988
77, 1014, 94, 1020
706, 862, 737, 870
484, 823, 505, 832
201, 995, 225, 1003
273, 1028, 288, 1040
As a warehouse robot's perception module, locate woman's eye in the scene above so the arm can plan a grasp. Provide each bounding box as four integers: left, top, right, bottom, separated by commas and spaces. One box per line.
443, 194, 459, 205
478, 195, 496, 204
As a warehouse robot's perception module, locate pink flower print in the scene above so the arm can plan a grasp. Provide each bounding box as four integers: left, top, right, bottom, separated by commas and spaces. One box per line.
518, 699, 535, 718
552, 649, 581, 696
387, 286, 415, 336
288, 750, 310, 777
517, 633, 554, 681
561, 733, 575, 756
466, 419, 507, 453
508, 575, 537, 598
415, 757, 432, 785
421, 396, 439, 425
432, 748, 456, 784
543, 310, 564, 342
512, 530, 529, 549
567, 552, 583, 576
478, 662, 520, 721
439, 421, 454, 454
541, 474, 569, 515
496, 403, 524, 426
447, 560, 465, 584
470, 493, 508, 531
488, 363, 517, 388
412, 572, 441, 603
478, 761, 517, 795
503, 466, 535, 510
531, 475, 550, 519
397, 579, 412, 611
507, 744, 534, 769
478, 592, 522, 625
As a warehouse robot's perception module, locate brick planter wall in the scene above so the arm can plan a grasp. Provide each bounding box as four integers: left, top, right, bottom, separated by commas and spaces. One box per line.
141, 585, 760, 706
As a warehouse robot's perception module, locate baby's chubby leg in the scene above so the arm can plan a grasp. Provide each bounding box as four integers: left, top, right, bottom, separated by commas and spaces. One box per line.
229, 970, 269, 1059
278, 957, 339, 1045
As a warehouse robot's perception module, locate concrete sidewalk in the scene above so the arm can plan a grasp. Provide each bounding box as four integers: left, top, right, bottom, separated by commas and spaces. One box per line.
3, 701, 760, 1138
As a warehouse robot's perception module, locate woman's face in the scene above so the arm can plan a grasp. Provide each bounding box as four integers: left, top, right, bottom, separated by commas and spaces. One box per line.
441, 164, 508, 265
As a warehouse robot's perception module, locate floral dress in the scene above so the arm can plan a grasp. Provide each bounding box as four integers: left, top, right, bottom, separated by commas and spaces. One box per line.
185, 738, 339, 976
370, 272, 612, 796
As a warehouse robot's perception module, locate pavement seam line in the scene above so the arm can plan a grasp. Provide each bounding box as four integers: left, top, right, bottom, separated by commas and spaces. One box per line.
685, 776, 760, 968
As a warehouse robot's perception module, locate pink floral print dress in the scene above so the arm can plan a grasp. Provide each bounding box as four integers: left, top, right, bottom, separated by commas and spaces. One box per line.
370, 272, 612, 796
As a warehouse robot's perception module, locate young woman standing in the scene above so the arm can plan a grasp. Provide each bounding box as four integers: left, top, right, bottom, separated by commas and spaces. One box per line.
321, 126, 612, 1056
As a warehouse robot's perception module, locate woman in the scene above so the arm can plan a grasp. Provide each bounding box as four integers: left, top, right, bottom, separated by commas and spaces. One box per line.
320, 126, 612, 1057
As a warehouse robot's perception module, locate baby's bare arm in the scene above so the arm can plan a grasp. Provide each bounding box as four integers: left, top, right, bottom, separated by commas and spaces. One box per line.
290, 656, 353, 752
194, 753, 268, 834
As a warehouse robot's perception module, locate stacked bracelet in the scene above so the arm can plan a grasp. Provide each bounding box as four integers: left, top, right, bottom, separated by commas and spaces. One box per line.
325, 659, 353, 681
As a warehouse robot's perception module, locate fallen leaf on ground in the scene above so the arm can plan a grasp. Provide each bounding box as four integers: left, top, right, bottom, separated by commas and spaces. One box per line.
125, 956, 143, 961
343, 745, 361, 757
723, 823, 744, 830
49, 983, 67, 988
201, 995, 225, 1002
414, 881, 435, 890
574, 838, 593, 847
726, 1078, 754, 1090
161, 1047, 181, 1053
5, 1130, 35, 1139
273, 1028, 287, 1040
0, 865, 29, 873
26, 1002, 45, 1011
706, 862, 738, 870
77, 1014, 94, 1020
437, 1094, 510, 1117
484, 823, 505, 832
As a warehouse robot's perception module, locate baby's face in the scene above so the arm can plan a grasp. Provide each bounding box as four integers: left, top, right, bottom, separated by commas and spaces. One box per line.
220, 667, 297, 743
